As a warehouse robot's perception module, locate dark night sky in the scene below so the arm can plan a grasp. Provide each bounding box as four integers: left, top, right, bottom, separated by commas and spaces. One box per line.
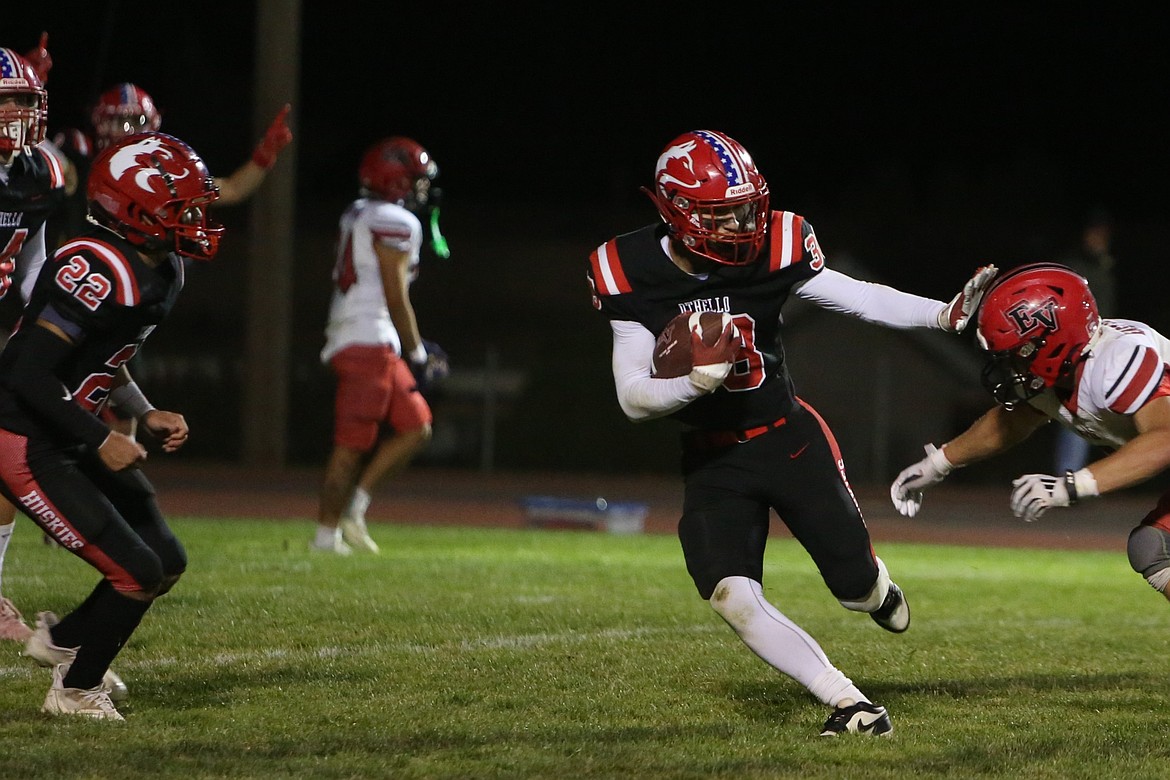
5, 5, 1169, 296
5, 3, 1170, 469
5, 4, 1170, 313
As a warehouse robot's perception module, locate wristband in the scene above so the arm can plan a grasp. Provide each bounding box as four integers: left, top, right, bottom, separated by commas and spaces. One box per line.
108, 381, 155, 420
1064, 470, 1078, 504
408, 344, 428, 365
1069, 467, 1099, 502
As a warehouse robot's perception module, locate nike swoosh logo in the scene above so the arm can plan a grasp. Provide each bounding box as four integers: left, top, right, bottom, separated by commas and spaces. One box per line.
857, 717, 880, 733
790, 443, 810, 459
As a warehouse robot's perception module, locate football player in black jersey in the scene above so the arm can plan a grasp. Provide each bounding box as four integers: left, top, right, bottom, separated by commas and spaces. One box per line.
588, 129, 996, 737
0, 131, 222, 719
0, 45, 67, 642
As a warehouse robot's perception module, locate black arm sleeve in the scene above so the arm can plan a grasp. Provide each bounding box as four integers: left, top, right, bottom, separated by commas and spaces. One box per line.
3, 323, 110, 450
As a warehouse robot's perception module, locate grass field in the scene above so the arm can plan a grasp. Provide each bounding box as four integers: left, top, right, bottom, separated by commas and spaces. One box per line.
1, 517, 1168, 779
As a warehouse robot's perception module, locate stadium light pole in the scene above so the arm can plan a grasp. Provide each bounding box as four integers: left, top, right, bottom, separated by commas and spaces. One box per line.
241, 0, 301, 465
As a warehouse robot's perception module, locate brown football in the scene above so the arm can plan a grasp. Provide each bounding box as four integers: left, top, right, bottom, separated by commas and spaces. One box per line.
651, 311, 727, 378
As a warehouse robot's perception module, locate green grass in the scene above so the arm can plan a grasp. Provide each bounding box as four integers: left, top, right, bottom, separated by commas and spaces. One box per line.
2, 518, 1168, 779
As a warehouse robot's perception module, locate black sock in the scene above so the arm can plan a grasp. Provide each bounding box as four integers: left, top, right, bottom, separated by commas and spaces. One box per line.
61, 588, 151, 691
52, 579, 113, 649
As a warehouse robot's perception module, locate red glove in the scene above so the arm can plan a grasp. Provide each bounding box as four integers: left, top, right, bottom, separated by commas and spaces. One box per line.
688, 317, 741, 392
251, 104, 293, 169
0, 258, 15, 300
24, 32, 52, 84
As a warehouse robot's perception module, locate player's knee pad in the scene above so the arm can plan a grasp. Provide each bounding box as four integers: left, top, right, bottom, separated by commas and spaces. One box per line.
838, 556, 889, 613
708, 576, 763, 632
1127, 525, 1170, 593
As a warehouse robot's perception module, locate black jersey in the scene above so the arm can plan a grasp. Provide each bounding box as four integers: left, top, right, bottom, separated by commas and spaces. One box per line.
0, 145, 67, 291
0, 227, 184, 446
588, 210, 826, 431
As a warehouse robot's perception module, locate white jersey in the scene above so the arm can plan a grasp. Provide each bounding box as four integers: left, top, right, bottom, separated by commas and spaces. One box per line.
1027, 319, 1170, 449
321, 198, 422, 363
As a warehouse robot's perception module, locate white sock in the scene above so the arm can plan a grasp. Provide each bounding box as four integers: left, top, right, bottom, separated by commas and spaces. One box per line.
314, 526, 340, 547
346, 488, 371, 521
711, 576, 868, 707
0, 522, 13, 595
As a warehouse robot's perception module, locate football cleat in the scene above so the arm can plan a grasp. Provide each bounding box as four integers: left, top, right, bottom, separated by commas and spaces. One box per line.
820, 701, 893, 737
339, 517, 380, 554
24, 611, 128, 702
43, 663, 124, 721
0, 596, 33, 641
870, 582, 910, 633
309, 533, 352, 555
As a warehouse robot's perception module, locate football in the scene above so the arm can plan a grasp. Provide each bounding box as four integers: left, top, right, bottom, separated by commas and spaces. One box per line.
651, 311, 730, 378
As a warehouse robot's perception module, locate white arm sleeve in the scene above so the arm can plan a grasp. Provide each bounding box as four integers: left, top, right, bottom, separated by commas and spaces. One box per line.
611, 320, 706, 422
17, 223, 48, 305
795, 267, 947, 330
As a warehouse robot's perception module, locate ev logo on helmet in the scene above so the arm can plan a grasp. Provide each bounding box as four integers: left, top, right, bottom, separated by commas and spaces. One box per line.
1005, 297, 1059, 336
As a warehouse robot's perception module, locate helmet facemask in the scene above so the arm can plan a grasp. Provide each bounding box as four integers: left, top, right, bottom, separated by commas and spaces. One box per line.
658, 188, 770, 266
979, 339, 1050, 409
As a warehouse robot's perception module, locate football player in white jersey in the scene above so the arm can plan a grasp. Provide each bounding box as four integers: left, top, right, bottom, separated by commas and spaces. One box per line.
891, 263, 1170, 600
313, 137, 449, 554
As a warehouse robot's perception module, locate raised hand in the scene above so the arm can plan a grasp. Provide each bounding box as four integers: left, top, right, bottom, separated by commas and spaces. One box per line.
251, 104, 293, 169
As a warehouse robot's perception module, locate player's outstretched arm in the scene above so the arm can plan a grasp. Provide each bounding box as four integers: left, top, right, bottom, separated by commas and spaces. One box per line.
890, 404, 1046, 517
1014, 396, 1170, 522
215, 104, 293, 205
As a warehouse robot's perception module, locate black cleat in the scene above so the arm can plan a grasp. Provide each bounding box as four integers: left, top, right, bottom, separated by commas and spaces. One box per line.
870, 582, 910, 633
820, 701, 893, 737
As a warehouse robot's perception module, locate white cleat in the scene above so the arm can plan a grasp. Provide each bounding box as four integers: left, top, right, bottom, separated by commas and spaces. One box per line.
43, 663, 124, 721
339, 516, 380, 554
309, 534, 352, 555
0, 596, 33, 641
24, 611, 129, 703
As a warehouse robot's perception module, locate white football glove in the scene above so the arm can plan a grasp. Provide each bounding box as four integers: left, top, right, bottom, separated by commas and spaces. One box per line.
1010, 469, 1099, 523
938, 265, 999, 332
890, 443, 955, 517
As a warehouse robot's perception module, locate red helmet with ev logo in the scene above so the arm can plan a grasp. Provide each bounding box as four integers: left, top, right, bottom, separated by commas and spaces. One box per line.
975, 263, 1100, 408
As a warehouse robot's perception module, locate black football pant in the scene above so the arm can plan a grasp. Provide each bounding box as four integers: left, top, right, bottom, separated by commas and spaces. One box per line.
678, 399, 879, 602
0, 430, 187, 596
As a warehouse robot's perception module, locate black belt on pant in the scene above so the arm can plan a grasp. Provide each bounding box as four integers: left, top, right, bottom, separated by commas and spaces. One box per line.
683, 415, 787, 451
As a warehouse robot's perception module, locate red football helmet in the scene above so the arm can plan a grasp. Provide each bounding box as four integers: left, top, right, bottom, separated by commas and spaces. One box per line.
644, 130, 770, 266
91, 83, 162, 150
975, 263, 1100, 408
0, 47, 48, 156
358, 137, 438, 208
87, 132, 223, 261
